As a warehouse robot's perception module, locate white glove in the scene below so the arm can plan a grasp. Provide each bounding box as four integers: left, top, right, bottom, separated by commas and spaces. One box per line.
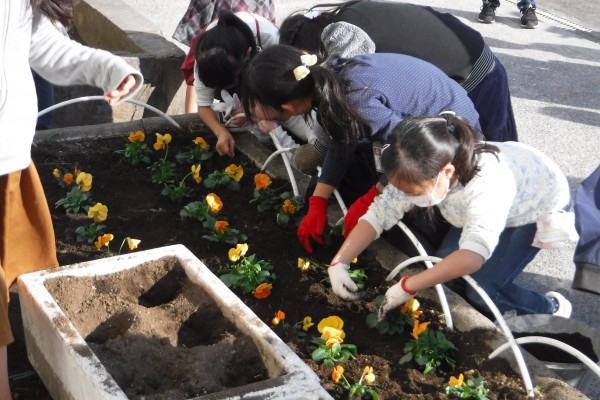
378, 276, 417, 321
328, 263, 360, 300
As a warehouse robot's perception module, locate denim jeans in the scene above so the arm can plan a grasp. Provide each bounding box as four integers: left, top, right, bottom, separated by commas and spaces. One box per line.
436, 224, 554, 319
488, 0, 536, 10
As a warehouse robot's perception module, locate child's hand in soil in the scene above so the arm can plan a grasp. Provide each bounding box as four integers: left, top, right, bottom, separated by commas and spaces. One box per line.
379, 276, 417, 321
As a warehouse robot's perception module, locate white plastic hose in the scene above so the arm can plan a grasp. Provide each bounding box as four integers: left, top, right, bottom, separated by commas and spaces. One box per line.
390, 221, 454, 331
490, 335, 600, 383
266, 130, 300, 197
387, 255, 535, 398
37, 95, 183, 130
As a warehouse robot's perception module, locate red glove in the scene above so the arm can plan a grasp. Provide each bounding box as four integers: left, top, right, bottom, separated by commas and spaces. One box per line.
344, 186, 379, 238
297, 196, 328, 253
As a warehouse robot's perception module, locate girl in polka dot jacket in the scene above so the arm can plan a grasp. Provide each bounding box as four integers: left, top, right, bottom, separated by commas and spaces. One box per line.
328, 114, 574, 321
241, 44, 482, 254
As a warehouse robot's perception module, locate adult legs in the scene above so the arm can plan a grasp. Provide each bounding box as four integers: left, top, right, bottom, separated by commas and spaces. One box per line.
468, 57, 518, 142
436, 224, 555, 319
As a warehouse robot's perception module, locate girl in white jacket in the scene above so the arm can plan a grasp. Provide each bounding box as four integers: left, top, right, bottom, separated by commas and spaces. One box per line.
0, 1, 143, 397
327, 114, 573, 322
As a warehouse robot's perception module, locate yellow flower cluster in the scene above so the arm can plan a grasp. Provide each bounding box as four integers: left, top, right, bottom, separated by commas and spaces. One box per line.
318, 316, 346, 348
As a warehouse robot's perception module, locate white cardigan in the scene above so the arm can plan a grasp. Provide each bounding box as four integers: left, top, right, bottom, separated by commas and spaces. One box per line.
0, 0, 143, 176
361, 141, 571, 260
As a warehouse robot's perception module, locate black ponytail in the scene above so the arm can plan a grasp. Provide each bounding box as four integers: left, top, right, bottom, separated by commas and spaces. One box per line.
381, 115, 499, 186
195, 11, 258, 89
240, 45, 364, 147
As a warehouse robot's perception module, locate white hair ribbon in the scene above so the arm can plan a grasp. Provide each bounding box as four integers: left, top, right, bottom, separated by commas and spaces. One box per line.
303, 9, 322, 20
293, 54, 318, 81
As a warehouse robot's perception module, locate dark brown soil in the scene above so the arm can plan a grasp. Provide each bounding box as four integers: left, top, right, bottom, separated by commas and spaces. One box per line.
7, 129, 532, 399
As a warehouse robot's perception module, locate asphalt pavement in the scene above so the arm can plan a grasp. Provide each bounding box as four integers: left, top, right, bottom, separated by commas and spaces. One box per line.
118, 0, 600, 397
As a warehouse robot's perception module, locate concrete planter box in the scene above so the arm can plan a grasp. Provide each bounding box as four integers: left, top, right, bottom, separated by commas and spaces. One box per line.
17, 245, 331, 400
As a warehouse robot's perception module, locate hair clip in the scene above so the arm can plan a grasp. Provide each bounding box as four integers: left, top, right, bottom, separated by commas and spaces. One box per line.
439, 111, 456, 133
293, 54, 318, 81
303, 9, 322, 20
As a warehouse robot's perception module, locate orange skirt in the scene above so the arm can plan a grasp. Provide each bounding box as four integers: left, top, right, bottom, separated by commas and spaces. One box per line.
0, 163, 58, 345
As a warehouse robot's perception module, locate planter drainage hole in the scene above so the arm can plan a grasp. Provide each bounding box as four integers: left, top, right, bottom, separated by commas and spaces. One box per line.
86, 311, 135, 344
138, 264, 186, 308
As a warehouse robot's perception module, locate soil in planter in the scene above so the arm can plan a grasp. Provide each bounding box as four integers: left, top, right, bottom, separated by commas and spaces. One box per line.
44, 257, 269, 399
8, 130, 534, 399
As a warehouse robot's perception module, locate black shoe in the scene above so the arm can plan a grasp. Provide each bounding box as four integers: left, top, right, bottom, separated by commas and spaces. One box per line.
478, 2, 496, 23
520, 6, 538, 28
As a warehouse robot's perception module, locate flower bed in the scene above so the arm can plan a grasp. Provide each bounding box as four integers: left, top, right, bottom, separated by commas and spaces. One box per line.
9, 119, 576, 399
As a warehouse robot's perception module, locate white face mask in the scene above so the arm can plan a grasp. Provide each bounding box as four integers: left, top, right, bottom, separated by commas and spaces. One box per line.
405, 173, 450, 208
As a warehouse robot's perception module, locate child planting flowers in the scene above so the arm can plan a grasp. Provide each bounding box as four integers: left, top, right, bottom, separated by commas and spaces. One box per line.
219, 243, 276, 295
331, 365, 380, 399
366, 297, 423, 335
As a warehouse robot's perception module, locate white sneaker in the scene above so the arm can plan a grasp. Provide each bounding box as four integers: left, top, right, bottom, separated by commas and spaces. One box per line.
546, 291, 572, 318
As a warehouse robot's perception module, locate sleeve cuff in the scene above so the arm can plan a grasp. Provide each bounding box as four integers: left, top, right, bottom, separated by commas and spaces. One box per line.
459, 240, 491, 260
359, 212, 383, 239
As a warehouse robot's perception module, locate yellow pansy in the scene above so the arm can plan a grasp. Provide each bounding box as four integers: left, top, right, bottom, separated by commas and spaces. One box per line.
325, 336, 344, 348
128, 130, 145, 143
191, 164, 202, 183
318, 315, 344, 333
127, 238, 141, 250
88, 202, 108, 223
193, 136, 208, 149
331, 365, 344, 383
321, 326, 346, 341
401, 298, 424, 319
206, 193, 223, 213
94, 233, 114, 249
254, 173, 272, 190
76, 172, 93, 192
297, 258, 310, 272
224, 164, 244, 182
282, 199, 296, 214
228, 243, 249, 262
53, 168, 60, 178
449, 373, 464, 388
302, 316, 314, 331
153, 133, 172, 150
411, 320, 430, 340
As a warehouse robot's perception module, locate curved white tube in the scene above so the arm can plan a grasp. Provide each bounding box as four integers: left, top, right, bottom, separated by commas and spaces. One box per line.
490, 335, 600, 380
387, 254, 535, 398
267, 131, 300, 197
389, 222, 454, 331
37, 95, 183, 130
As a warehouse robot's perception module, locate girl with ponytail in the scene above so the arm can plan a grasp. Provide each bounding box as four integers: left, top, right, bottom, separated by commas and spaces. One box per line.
328, 114, 575, 323
241, 44, 481, 255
